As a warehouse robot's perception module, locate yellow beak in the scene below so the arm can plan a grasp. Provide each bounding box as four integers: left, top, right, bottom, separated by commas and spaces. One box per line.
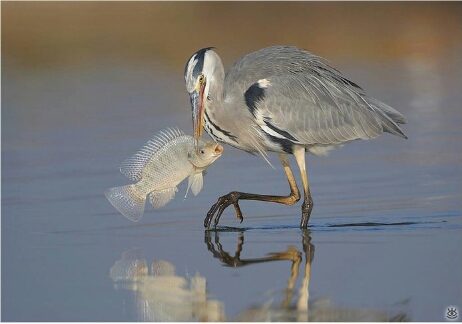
189, 81, 205, 146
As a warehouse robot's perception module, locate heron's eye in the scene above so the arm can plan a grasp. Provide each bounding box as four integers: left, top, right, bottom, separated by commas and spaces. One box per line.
198, 75, 205, 85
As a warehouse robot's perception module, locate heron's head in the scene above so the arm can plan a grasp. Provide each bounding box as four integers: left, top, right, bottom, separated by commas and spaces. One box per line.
184, 47, 222, 144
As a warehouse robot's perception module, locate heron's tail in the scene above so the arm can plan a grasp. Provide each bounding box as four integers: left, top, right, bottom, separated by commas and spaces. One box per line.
105, 184, 146, 222
366, 97, 408, 139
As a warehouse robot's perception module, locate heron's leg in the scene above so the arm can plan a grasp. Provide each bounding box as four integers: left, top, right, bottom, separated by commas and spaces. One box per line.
277, 153, 301, 204
204, 153, 301, 228
293, 147, 313, 229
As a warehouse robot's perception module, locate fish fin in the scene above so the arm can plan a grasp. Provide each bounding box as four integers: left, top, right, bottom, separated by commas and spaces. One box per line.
149, 187, 177, 209
110, 249, 148, 282
105, 185, 146, 222
185, 172, 204, 198
120, 128, 185, 181
151, 259, 176, 276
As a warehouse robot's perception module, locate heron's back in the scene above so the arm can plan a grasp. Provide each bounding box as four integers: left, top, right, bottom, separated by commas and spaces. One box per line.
222, 45, 407, 150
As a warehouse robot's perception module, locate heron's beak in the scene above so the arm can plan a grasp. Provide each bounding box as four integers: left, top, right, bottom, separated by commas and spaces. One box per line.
190, 79, 206, 146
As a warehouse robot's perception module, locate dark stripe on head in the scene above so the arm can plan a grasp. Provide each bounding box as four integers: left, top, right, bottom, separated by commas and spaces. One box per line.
244, 83, 266, 117
264, 120, 299, 142
184, 47, 215, 79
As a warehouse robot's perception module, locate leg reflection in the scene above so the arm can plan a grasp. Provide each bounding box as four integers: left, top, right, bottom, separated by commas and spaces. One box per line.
204, 229, 315, 321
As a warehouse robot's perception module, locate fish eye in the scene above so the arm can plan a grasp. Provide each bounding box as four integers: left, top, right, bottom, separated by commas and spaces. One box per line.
199, 148, 205, 154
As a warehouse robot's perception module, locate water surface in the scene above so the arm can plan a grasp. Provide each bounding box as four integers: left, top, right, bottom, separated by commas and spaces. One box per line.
2, 45, 461, 322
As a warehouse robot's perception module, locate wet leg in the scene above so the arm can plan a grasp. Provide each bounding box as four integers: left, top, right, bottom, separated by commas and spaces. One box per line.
293, 147, 313, 228
204, 153, 301, 228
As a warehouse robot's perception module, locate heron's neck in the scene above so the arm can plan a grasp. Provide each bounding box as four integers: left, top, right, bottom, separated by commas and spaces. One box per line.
205, 62, 225, 111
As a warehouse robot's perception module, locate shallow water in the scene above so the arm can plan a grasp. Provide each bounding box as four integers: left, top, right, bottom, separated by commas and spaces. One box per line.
2, 48, 462, 321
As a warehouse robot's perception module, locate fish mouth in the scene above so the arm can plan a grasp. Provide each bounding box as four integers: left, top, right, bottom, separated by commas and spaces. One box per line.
214, 143, 223, 156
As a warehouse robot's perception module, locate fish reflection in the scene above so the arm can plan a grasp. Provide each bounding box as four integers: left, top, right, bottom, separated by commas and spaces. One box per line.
109, 249, 225, 321
205, 230, 409, 322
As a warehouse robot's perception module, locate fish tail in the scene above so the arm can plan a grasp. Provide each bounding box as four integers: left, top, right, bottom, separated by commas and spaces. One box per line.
105, 185, 146, 222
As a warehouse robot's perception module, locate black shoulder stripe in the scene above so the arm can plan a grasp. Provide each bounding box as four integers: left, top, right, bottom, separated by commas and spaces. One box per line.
244, 83, 266, 117
264, 120, 299, 142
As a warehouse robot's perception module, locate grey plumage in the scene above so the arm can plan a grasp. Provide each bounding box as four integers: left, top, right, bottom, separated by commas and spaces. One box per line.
184, 45, 407, 228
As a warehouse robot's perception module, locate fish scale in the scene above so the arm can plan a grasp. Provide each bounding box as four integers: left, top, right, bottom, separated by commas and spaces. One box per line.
136, 136, 194, 192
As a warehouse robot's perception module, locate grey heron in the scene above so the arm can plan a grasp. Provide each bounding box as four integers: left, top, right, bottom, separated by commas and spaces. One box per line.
184, 45, 407, 229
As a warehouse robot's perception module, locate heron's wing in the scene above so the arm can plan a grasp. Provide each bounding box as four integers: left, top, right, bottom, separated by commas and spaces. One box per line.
225, 46, 351, 94
250, 75, 387, 146
225, 46, 406, 145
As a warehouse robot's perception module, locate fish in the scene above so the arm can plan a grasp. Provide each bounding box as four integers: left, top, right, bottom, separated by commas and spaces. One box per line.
105, 128, 223, 222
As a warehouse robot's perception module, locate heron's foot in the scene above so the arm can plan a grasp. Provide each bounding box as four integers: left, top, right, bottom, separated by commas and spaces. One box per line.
300, 198, 313, 229
204, 192, 244, 229
267, 246, 302, 262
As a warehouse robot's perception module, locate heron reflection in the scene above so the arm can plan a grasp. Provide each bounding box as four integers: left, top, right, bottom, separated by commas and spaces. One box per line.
204, 229, 409, 322
205, 229, 314, 321
110, 231, 408, 321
